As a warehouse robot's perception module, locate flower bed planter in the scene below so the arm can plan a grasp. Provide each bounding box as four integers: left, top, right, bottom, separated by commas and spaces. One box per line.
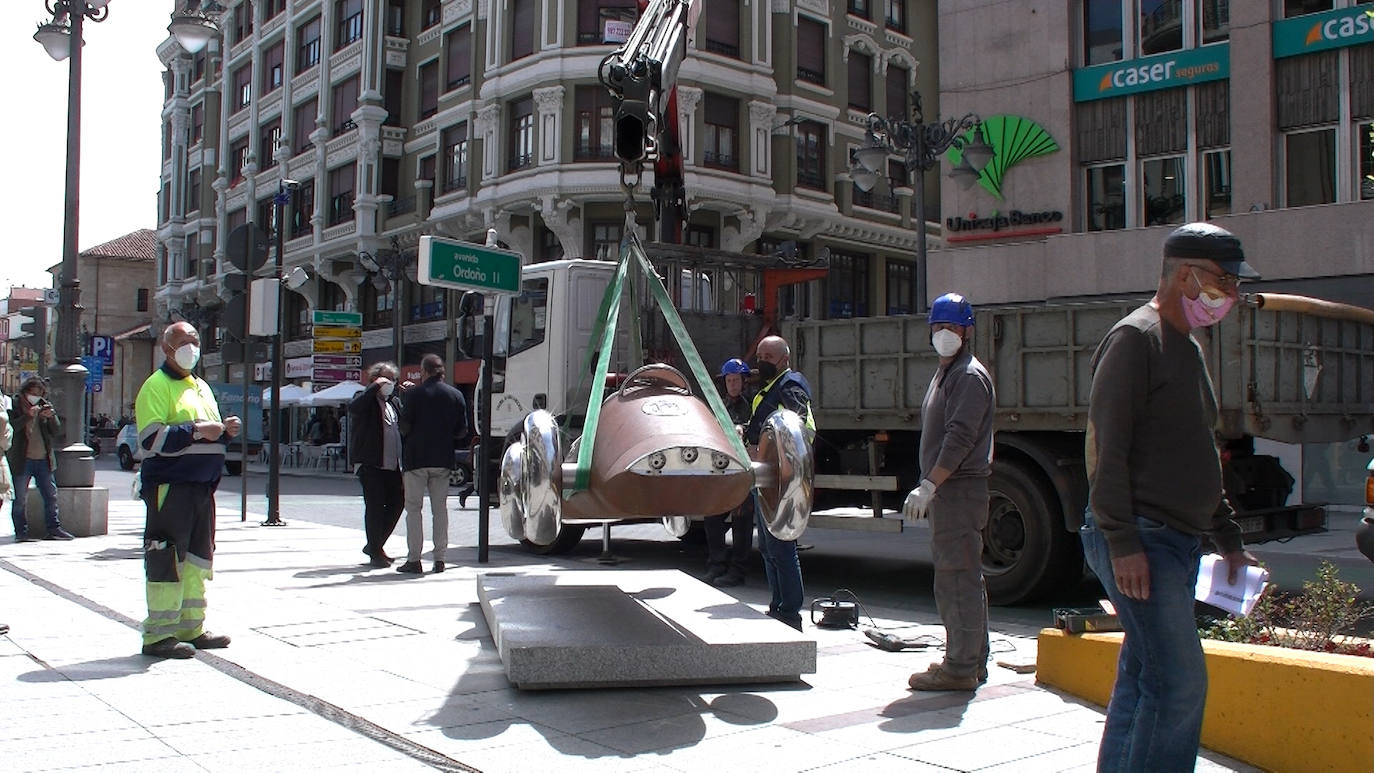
1037, 628, 1374, 773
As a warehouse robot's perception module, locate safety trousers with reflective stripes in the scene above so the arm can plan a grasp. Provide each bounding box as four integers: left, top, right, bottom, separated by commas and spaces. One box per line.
141, 480, 217, 645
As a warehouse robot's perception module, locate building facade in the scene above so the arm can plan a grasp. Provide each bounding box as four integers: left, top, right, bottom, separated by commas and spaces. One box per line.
0, 288, 48, 399
928, 0, 1374, 307
154, 0, 956, 385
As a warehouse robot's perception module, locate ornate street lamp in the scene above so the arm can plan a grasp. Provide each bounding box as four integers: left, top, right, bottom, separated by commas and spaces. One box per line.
33, 0, 113, 488
359, 239, 416, 367
168, 0, 227, 55
850, 92, 991, 313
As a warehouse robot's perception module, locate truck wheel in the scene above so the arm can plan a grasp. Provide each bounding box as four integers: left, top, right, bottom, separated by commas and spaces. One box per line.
225, 460, 242, 476
118, 447, 135, 471
520, 525, 586, 555
983, 461, 1081, 606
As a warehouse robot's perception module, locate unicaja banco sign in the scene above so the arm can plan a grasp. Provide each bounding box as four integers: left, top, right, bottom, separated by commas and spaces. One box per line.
1073, 44, 1230, 102
944, 115, 1059, 201
1273, 7, 1374, 58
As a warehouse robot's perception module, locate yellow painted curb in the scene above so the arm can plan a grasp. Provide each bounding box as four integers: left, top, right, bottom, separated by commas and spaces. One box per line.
1036, 628, 1374, 773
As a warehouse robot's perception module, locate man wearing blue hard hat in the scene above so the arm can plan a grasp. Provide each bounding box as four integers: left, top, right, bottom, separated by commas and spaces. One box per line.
701, 358, 755, 587
903, 292, 996, 690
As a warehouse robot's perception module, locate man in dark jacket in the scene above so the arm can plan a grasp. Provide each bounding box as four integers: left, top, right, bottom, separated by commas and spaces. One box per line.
8, 377, 73, 541
348, 362, 405, 567
396, 354, 468, 574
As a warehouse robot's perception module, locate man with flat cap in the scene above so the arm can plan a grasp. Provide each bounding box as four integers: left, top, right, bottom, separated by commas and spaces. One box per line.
1080, 222, 1261, 771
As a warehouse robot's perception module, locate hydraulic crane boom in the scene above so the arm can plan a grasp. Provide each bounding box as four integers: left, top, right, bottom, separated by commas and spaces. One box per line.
598, 0, 701, 242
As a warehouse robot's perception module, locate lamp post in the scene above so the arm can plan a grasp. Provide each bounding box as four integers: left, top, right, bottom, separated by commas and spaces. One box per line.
33, 0, 114, 488
359, 239, 414, 367
849, 92, 991, 314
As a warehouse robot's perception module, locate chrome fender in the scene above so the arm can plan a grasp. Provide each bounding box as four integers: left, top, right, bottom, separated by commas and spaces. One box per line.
755, 409, 813, 541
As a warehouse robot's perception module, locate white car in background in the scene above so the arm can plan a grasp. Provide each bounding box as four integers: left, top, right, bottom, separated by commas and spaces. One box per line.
116, 423, 139, 470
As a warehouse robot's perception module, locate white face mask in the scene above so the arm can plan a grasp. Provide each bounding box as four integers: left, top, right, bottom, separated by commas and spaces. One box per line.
379, 382, 395, 398
27, 394, 42, 406
173, 343, 201, 371
932, 329, 963, 358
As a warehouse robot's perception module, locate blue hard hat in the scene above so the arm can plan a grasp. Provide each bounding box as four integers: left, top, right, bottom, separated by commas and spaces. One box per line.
929, 293, 975, 326
720, 358, 750, 377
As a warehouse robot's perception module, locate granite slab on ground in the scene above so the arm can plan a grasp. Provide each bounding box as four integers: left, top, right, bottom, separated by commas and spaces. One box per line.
478, 569, 817, 690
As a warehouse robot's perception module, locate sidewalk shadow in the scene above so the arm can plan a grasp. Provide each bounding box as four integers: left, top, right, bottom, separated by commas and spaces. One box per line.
876, 688, 975, 734
18, 655, 154, 683
293, 563, 384, 580
296, 567, 429, 587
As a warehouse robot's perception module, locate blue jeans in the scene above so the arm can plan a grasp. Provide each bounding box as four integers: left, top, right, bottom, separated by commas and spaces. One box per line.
11, 459, 61, 536
754, 493, 803, 629
1081, 510, 1206, 773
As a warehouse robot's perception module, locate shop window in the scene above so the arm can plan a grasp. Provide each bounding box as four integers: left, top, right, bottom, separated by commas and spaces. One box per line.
1141, 156, 1186, 225
1286, 129, 1337, 206
1086, 164, 1126, 231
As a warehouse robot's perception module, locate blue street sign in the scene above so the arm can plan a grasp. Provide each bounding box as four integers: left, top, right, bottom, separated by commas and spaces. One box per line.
82, 355, 104, 393
89, 335, 115, 371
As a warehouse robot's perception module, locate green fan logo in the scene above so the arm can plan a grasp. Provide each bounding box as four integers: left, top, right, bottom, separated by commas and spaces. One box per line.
945, 116, 1059, 201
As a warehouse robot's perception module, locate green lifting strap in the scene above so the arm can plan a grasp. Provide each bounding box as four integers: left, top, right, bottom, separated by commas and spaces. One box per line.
568, 232, 751, 493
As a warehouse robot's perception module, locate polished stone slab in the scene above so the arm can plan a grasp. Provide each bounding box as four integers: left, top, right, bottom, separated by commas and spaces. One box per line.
477, 569, 817, 690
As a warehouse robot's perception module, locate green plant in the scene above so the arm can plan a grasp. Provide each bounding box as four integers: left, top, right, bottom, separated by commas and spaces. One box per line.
1200, 561, 1374, 657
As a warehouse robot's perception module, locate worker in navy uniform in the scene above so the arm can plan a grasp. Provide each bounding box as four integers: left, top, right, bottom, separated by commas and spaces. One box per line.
902, 293, 996, 690
742, 336, 815, 631
702, 358, 756, 587
136, 322, 240, 659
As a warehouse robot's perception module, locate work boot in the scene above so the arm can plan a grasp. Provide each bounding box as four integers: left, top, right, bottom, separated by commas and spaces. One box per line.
396, 561, 423, 574
712, 571, 745, 588
45, 528, 75, 541
700, 568, 725, 584
908, 663, 979, 691
431, 561, 445, 574
142, 638, 195, 659
189, 632, 231, 649
15, 532, 33, 543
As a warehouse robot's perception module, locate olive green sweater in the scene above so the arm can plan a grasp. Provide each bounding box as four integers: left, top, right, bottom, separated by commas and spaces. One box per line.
1086, 304, 1244, 558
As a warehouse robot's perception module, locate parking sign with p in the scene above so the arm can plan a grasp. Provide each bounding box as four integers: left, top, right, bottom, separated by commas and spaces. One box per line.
89, 335, 114, 372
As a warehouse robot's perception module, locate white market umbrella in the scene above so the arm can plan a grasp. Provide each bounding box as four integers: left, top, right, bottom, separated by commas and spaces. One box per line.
303, 380, 366, 406
262, 384, 311, 406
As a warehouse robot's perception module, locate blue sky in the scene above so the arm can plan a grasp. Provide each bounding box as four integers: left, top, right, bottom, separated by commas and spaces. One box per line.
1, 2, 169, 292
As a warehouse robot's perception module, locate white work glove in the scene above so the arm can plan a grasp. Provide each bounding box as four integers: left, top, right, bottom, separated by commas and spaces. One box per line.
902, 479, 937, 524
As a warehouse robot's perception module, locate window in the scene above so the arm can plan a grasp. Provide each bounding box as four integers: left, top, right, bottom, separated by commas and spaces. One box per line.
161, 181, 172, 223
164, 70, 174, 101
1203, 149, 1232, 217
445, 24, 472, 90
884, 0, 905, 33
827, 250, 869, 319
577, 0, 636, 45
849, 0, 870, 20
796, 121, 827, 190
256, 196, 275, 233
328, 163, 356, 225
1284, 0, 1335, 17
263, 0, 284, 21
227, 207, 247, 233
230, 137, 250, 184
703, 0, 740, 58
538, 227, 564, 262
797, 17, 826, 85
1141, 156, 1186, 225
848, 51, 872, 111
137, 288, 149, 313
233, 64, 252, 112
290, 179, 314, 237
703, 93, 739, 170
381, 157, 402, 199
419, 60, 439, 119
332, 75, 360, 133
422, 0, 441, 29
192, 51, 206, 84
186, 168, 201, 213
1082, 1, 1123, 64
1286, 130, 1337, 206
1139, 0, 1182, 56
1082, 1, 1229, 66
419, 155, 437, 190
363, 279, 394, 327
386, 0, 405, 35
284, 292, 306, 340
885, 259, 912, 315
336, 0, 363, 51
587, 221, 622, 258
886, 65, 908, 121
574, 86, 615, 159
296, 16, 321, 74
263, 41, 284, 94
293, 97, 318, 153
232, 0, 254, 46
686, 224, 716, 248
508, 278, 549, 356
509, 96, 534, 171
260, 118, 281, 166
383, 68, 404, 126
512, 0, 536, 61
442, 123, 468, 193
1200, 0, 1229, 44
320, 282, 345, 312
1086, 164, 1126, 231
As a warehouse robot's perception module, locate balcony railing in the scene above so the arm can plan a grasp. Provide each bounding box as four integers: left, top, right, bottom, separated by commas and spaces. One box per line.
797, 67, 824, 85
702, 151, 737, 171
440, 175, 466, 194
574, 145, 617, 161
507, 153, 533, 172
704, 38, 739, 58
797, 170, 826, 190
389, 196, 416, 216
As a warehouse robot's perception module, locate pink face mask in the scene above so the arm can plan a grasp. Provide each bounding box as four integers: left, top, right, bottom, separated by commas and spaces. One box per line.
1181, 269, 1236, 328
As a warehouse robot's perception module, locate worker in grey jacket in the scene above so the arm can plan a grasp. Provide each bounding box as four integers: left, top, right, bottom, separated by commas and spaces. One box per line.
903, 293, 995, 691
